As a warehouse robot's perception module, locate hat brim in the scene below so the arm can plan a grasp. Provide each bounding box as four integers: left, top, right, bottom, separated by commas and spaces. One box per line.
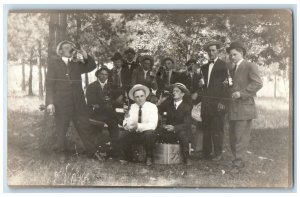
203, 41, 223, 51
56, 40, 76, 57
170, 84, 190, 95
226, 46, 246, 55
129, 85, 150, 100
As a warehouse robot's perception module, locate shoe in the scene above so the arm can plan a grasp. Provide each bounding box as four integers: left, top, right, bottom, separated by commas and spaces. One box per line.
212, 154, 223, 161
94, 151, 105, 161
146, 157, 153, 166
232, 159, 245, 168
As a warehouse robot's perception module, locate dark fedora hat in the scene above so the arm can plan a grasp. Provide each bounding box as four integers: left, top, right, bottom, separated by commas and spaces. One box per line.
203, 41, 223, 52
185, 59, 197, 66
141, 55, 154, 66
111, 52, 123, 61
124, 47, 136, 55
95, 66, 110, 77
226, 41, 247, 55
161, 57, 175, 65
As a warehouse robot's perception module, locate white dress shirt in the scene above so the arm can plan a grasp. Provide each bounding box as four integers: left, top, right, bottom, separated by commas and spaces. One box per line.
123, 101, 158, 132
98, 79, 107, 90
143, 69, 148, 79
62, 57, 71, 65
207, 57, 218, 87
174, 99, 183, 110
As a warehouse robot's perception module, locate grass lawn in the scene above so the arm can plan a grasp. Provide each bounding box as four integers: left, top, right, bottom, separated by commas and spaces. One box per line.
7, 96, 292, 188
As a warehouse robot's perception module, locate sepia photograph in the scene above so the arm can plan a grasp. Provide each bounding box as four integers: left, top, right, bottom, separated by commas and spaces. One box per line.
6, 8, 293, 188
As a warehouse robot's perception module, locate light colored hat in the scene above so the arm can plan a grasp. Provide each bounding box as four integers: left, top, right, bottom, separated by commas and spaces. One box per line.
128, 84, 150, 100
56, 40, 76, 57
170, 82, 190, 94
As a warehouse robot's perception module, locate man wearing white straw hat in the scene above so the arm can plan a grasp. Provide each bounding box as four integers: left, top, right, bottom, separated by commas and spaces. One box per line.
120, 84, 158, 166
45, 40, 101, 163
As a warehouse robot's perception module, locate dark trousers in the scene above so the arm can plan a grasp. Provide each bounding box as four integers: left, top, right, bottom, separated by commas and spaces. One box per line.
120, 130, 156, 161
229, 120, 252, 160
92, 107, 120, 153
157, 129, 190, 161
202, 113, 225, 158
55, 101, 98, 157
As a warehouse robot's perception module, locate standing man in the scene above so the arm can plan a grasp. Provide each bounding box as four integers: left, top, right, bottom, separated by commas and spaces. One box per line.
156, 57, 181, 91
226, 42, 263, 168
200, 41, 228, 161
121, 48, 139, 92
46, 40, 101, 162
157, 83, 192, 165
111, 52, 124, 89
120, 84, 158, 166
86, 67, 123, 158
131, 55, 154, 88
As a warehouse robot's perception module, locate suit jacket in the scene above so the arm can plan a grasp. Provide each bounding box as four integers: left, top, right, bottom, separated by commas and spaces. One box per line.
121, 61, 139, 91
181, 71, 201, 94
45, 55, 96, 108
86, 80, 115, 117
131, 67, 153, 88
200, 58, 228, 116
158, 99, 192, 133
228, 60, 263, 120
156, 67, 182, 90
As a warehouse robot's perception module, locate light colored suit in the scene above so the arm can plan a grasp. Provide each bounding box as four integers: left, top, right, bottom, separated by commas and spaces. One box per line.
228, 59, 263, 161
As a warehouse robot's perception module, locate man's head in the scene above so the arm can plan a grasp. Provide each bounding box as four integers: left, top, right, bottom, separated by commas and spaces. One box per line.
203, 41, 222, 60
95, 67, 109, 83
162, 57, 175, 71
171, 83, 189, 101
111, 52, 123, 69
133, 89, 147, 106
185, 59, 197, 72
56, 41, 76, 58
141, 55, 154, 71
226, 42, 246, 64
124, 48, 136, 62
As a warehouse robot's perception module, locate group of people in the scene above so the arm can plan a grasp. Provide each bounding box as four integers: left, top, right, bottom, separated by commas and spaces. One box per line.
45, 39, 263, 169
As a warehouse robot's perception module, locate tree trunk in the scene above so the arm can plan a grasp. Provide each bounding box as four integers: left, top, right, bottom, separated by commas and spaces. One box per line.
28, 47, 34, 96
21, 59, 26, 91
37, 40, 43, 100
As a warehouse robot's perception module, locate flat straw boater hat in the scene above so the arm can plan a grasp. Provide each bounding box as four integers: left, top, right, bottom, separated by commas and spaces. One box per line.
170, 82, 190, 95
128, 84, 150, 100
56, 40, 76, 57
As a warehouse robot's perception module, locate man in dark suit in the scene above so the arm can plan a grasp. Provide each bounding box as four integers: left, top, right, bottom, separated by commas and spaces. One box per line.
157, 83, 192, 165
156, 57, 182, 91
200, 41, 228, 161
86, 67, 123, 158
131, 55, 154, 88
121, 48, 139, 92
226, 42, 263, 168
45, 40, 101, 162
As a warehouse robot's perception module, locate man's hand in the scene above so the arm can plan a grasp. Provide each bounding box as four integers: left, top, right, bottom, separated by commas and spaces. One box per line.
232, 91, 241, 99
217, 103, 226, 111
191, 93, 198, 101
128, 123, 138, 131
46, 104, 55, 115
164, 125, 175, 132
74, 48, 88, 59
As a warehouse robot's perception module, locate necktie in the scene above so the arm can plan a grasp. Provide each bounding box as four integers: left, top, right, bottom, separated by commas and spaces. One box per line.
138, 106, 142, 123
232, 63, 237, 77
174, 103, 177, 110
66, 59, 71, 80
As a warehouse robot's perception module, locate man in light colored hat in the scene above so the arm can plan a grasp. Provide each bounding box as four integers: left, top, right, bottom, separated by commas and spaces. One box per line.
46, 40, 101, 162
200, 40, 228, 161
120, 84, 158, 166
226, 41, 263, 169
157, 83, 192, 165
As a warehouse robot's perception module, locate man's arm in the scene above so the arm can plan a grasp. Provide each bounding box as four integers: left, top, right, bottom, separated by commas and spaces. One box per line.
239, 63, 263, 99
79, 55, 96, 74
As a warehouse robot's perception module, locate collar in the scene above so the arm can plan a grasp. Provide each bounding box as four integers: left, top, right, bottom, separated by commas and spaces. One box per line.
143, 69, 149, 73
98, 79, 107, 86
209, 57, 218, 64
174, 99, 183, 108
62, 57, 72, 64
126, 60, 134, 64
236, 59, 244, 67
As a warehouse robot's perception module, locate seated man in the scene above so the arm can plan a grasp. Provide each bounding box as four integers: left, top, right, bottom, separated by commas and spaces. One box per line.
120, 84, 158, 166
157, 83, 192, 165
86, 67, 123, 158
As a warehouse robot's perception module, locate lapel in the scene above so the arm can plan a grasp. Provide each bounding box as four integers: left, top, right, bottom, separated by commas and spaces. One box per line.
233, 60, 245, 81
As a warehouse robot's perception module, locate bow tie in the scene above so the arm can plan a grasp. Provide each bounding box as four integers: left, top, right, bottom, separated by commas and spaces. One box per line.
209, 60, 215, 64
